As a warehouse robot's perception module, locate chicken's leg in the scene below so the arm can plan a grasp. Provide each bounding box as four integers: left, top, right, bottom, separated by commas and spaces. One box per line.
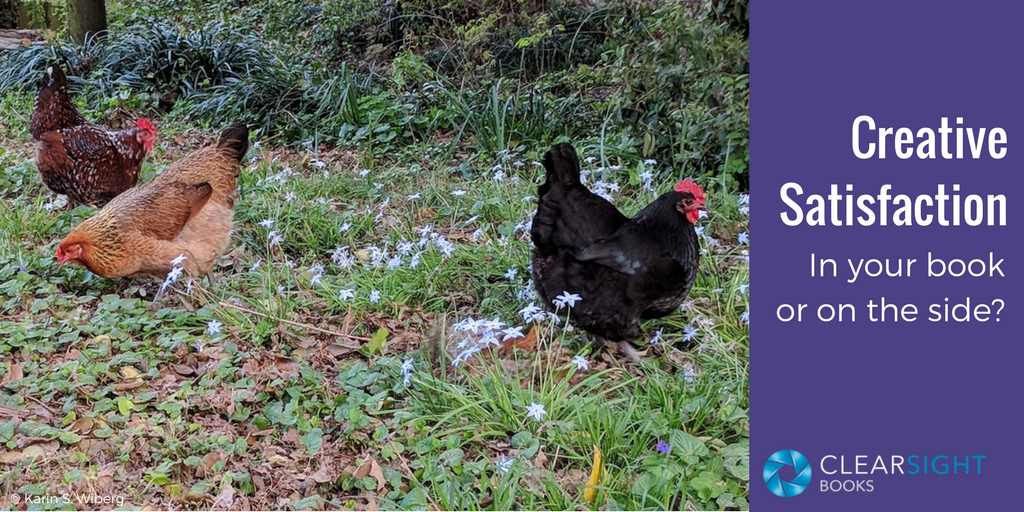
617, 341, 642, 363
596, 336, 642, 364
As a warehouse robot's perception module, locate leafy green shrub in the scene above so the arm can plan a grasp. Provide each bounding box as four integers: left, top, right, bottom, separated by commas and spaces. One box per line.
0, 31, 114, 100
99, 21, 271, 96
0, 20, 314, 131
491, 2, 609, 78
2, 0, 749, 187
576, 0, 749, 186
709, 0, 750, 38
0, 21, 271, 95
447, 79, 586, 154
384, 0, 750, 184
315, 0, 400, 59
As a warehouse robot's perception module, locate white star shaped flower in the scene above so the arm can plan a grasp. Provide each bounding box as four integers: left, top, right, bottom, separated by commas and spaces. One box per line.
206, 320, 222, 336
571, 355, 589, 371
495, 454, 514, 474
553, 291, 582, 309
683, 324, 699, 342
525, 402, 547, 422
501, 326, 524, 341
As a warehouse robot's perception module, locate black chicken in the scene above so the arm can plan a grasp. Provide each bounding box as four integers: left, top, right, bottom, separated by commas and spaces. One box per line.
530, 143, 705, 361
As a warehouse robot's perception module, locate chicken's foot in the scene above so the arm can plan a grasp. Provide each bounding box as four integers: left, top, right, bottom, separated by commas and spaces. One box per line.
617, 341, 642, 363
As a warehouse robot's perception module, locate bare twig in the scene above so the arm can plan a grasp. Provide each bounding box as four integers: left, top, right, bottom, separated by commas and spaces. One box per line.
218, 301, 369, 343
24, 395, 59, 418
0, 405, 29, 419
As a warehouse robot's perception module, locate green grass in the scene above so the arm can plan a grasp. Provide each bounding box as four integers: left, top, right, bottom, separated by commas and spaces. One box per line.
0, 89, 749, 510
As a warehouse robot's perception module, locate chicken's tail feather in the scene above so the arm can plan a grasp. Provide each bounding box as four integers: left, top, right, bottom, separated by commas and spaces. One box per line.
217, 123, 249, 163
543, 143, 581, 187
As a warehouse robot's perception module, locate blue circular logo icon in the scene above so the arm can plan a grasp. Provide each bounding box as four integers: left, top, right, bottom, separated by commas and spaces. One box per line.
764, 450, 812, 497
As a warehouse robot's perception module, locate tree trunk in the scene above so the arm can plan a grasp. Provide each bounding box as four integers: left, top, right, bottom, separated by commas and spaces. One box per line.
1, 0, 19, 30
67, 0, 106, 44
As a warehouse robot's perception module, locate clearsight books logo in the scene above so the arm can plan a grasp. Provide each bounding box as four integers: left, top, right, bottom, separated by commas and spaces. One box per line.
764, 450, 987, 497
763, 450, 813, 497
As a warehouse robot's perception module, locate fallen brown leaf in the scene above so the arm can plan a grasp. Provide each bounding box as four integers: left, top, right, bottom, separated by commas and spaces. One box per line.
183, 491, 208, 503
196, 451, 223, 478
2, 362, 23, 385
69, 417, 95, 435
0, 450, 24, 464
327, 343, 358, 357
283, 428, 301, 445
353, 457, 387, 491
273, 357, 301, 379
22, 440, 59, 460
114, 380, 146, 391
172, 364, 196, 376
116, 366, 146, 391
368, 458, 386, 491
352, 460, 371, 480
212, 482, 235, 509
500, 325, 538, 354
309, 466, 333, 484
533, 447, 549, 468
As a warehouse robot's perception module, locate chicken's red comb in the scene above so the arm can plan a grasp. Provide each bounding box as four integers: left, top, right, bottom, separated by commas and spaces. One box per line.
674, 177, 705, 201
137, 118, 156, 133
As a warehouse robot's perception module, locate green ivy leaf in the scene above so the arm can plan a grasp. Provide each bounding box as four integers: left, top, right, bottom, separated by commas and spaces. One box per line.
301, 428, 324, 455
690, 470, 723, 502
58, 431, 82, 444
722, 441, 750, 481
439, 448, 464, 467
510, 431, 533, 449
19, 421, 59, 439
144, 470, 172, 486
670, 429, 709, 465
116, 397, 134, 416
364, 328, 389, 355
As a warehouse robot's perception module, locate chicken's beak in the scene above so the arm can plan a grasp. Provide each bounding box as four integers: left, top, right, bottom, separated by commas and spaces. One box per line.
676, 203, 707, 215
55, 246, 70, 267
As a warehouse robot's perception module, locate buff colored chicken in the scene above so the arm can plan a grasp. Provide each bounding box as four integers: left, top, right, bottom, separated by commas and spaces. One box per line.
55, 123, 248, 279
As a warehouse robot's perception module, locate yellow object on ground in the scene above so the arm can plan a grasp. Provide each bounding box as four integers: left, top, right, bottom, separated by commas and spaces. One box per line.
583, 445, 603, 504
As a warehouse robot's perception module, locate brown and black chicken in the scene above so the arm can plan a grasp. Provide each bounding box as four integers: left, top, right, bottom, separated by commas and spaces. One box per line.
31, 64, 157, 207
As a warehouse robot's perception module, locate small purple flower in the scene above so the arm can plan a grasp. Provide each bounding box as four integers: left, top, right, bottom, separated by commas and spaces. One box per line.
655, 440, 671, 455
